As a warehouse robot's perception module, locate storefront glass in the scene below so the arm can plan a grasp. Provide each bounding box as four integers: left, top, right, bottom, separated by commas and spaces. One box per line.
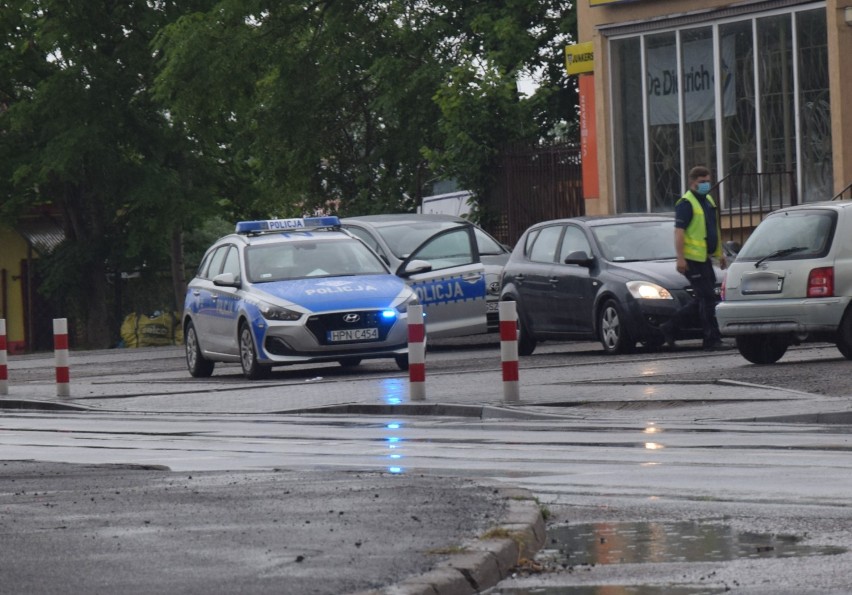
607, 5, 831, 213
611, 37, 645, 212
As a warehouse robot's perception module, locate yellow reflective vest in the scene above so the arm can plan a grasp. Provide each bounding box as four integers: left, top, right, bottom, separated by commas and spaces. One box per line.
677, 190, 721, 262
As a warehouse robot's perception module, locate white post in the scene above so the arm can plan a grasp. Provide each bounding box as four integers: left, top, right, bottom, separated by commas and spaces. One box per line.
0, 319, 8, 396
407, 305, 426, 402
499, 302, 520, 403
53, 318, 70, 398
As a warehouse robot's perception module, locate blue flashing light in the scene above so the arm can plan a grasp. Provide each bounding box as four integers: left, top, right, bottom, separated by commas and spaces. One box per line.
388, 466, 403, 474
389, 454, 401, 459
381, 310, 397, 319
386, 423, 400, 430
235, 216, 341, 234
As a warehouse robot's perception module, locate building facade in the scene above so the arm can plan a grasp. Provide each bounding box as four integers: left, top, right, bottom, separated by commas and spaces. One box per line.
576, 0, 852, 217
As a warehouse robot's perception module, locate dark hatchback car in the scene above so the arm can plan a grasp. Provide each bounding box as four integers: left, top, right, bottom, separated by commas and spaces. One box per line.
500, 215, 722, 355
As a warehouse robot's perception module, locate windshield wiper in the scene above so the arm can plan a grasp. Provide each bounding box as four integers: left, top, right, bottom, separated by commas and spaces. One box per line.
754, 246, 807, 268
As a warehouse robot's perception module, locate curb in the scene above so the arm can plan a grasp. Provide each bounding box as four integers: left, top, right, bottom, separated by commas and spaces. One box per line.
355, 487, 546, 595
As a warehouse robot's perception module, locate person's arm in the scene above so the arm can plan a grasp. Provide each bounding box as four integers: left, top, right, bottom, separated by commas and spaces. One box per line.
674, 228, 687, 274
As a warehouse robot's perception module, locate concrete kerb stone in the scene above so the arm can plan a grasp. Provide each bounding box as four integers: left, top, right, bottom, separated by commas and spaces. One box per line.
356, 488, 546, 595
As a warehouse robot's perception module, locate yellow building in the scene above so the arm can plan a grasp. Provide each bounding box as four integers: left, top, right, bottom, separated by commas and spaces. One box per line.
0, 215, 64, 353
575, 0, 852, 226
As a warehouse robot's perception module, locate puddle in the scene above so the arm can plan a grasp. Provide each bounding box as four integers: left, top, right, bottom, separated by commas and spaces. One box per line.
492, 586, 724, 594
544, 521, 844, 566
490, 521, 845, 595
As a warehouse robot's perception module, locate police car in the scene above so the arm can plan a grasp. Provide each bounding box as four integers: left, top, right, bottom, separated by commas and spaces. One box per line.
183, 217, 418, 379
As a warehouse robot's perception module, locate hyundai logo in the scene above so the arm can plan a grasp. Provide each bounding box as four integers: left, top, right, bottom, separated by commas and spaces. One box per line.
343, 313, 360, 323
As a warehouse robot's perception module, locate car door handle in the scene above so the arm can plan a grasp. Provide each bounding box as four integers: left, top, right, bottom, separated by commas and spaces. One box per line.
461, 272, 482, 282
210, 295, 218, 301
548, 277, 559, 284
514, 274, 525, 283
192, 290, 201, 296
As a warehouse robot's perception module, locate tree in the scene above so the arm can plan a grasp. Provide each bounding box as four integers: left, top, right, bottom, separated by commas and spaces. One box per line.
153, 0, 577, 216
0, 1, 222, 347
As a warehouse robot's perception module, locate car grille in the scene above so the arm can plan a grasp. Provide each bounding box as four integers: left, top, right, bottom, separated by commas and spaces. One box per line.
305, 310, 396, 345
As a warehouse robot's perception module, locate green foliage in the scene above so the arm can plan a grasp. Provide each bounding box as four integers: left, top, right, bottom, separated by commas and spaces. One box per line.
2, 0, 578, 347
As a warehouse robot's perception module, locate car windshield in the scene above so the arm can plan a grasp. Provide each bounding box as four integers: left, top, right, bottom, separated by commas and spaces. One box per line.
246, 238, 388, 282
592, 220, 677, 262
736, 209, 835, 261
374, 221, 464, 258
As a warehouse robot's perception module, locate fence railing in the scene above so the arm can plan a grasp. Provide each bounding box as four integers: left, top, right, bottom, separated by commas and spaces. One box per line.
716, 171, 798, 248
832, 182, 852, 201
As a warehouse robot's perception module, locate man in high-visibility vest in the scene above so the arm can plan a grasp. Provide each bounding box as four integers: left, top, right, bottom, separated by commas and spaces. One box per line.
661, 166, 728, 350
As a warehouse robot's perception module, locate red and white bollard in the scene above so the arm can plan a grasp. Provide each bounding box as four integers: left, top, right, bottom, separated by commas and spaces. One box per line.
53, 318, 70, 398
0, 319, 8, 396
407, 305, 426, 402
499, 301, 520, 402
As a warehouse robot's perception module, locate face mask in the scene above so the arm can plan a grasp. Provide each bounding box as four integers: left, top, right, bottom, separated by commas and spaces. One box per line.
696, 181, 711, 195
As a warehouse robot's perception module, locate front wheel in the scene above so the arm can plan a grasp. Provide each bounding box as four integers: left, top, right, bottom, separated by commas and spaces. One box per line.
736, 334, 788, 364
598, 299, 635, 355
239, 322, 272, 379
185, 321, 214, 377
515, 307, 536, 356
395, 354, 409, 371
338, 357, 362, 368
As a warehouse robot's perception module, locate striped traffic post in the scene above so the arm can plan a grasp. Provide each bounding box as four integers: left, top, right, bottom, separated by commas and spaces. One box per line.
499, 301, 520, 402
53, 318, 70, 398
0, 319, 7, 395
407, 305, 426, 402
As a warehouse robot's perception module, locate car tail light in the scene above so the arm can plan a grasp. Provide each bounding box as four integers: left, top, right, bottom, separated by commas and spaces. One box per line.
807, 267, 834, 297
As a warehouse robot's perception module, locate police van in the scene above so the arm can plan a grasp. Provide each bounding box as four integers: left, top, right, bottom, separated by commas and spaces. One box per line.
183, 217, 418, 379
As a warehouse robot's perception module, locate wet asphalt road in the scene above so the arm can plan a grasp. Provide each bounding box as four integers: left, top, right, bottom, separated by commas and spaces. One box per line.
2, 338, 852, 593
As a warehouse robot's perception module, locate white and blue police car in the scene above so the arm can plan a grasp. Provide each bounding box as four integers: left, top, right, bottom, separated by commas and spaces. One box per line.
183, 217, 418, 379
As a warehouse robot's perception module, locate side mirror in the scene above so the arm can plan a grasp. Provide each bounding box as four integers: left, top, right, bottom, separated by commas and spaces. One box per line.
213, 272, 240, 287
563, 251, 594, 267
723, 240, 741, 257
401, 259, 433, 276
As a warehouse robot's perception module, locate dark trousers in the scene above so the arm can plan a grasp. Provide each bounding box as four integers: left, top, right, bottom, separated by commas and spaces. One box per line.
671, 259, 721, 346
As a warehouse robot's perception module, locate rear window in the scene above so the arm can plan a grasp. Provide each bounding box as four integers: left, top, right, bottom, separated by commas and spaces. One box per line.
736, 209, 837, 262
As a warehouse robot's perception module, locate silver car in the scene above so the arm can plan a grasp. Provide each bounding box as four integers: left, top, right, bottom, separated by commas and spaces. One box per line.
716, 200, 852, 364
183, 217, 418, 379
341, 214, 509, 336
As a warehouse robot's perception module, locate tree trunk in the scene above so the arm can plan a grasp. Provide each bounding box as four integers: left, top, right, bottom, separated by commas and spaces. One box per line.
170, 228, 187, 317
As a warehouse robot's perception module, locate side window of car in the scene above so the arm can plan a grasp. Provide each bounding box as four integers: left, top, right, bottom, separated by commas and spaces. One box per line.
221, 246, 241, 281
346, 227, 389, 262
528, 226, 563, 263
558, 227, 592, 262
205, 247, 229, 279
411, 228, 475, 270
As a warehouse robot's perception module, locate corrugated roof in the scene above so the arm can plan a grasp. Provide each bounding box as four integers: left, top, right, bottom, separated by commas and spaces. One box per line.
15, 216, 66, 255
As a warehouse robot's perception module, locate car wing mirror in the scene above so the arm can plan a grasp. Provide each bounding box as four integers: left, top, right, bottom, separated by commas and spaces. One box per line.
723, 240, 741, 257
213, 272, 240, 287
563, 251, 594, 267
401, 259, 433, 276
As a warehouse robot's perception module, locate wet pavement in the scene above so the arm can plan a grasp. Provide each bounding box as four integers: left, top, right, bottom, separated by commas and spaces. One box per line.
3, 342, 852, 593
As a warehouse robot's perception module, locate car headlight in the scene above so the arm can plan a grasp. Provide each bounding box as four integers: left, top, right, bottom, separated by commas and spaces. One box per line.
395, 293, 419, 314
626, 281, 672, 300
258, 302, 302, 321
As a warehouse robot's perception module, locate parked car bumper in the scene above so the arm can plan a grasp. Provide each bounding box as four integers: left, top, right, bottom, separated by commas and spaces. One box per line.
716, 296, 851, 336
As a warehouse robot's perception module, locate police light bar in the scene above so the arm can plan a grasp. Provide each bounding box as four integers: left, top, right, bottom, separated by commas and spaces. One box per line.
235, 216, 341, 234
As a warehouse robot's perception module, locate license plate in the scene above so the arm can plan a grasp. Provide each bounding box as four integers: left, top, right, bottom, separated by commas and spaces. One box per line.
327, 328, 379, 342
486, 301, 499, 313
742, 273, 784, 295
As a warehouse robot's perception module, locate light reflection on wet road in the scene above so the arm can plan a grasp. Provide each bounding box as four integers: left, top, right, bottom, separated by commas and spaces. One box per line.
1, 409, 852, 508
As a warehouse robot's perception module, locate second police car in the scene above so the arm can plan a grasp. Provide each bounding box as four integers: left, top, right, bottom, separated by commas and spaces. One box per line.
183, 217, 418, 379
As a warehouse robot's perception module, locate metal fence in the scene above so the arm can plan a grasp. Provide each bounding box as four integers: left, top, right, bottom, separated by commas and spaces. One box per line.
716, 171, 798, 248
485, 143, 585, 247
833, 182, 852, 201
